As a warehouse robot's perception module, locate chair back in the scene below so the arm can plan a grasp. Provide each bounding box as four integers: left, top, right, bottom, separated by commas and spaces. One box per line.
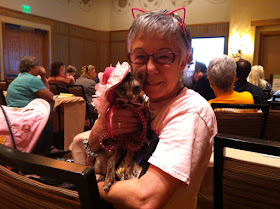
214, 134, 280, 209
67, 85, 86, 99
6, 78, 14, 86
0, 88, 7, 105
0, 143, 101, 209
265, 108, 280, 142
49, 83, 60, 95
0, 80, 8, 91
263, 89, 271, 100
211, 103, 269, 139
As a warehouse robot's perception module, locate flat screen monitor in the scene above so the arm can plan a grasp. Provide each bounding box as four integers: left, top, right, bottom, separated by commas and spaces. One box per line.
192, 36, 225, 67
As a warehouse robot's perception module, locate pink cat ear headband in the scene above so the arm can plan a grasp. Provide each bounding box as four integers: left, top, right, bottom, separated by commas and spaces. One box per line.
131, 7, 187, 34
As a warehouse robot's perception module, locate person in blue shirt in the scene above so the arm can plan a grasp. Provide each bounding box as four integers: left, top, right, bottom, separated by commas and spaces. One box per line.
6, 56, 53, 107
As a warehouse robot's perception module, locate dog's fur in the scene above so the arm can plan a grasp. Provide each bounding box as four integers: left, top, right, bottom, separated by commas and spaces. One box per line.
94, 72, 145, 191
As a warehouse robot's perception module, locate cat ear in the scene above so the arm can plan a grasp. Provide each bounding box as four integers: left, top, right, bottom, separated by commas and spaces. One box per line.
167, 7, 187, 34
131, 7, 146, 19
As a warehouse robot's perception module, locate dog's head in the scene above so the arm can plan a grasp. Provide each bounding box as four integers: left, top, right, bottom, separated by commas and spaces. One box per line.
115, 72, 142, 105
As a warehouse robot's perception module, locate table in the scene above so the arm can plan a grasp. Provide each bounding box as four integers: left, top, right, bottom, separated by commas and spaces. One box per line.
197, 148, 280, 209
53, 95, 86, 151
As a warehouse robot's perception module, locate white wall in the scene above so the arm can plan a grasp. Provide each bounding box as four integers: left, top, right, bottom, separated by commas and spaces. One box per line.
0, 0, 230, 31
0, 0, 111, 31
109, 0, 231, 31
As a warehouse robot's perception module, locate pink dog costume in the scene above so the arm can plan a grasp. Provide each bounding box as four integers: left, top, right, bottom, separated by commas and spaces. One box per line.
93, 62, 148, 152
0, 98, 50, 153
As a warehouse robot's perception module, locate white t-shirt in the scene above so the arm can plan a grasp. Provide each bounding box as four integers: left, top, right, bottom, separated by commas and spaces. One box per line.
148, 88, 217, 209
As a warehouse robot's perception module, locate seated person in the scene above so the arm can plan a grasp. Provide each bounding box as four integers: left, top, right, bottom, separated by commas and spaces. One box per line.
182, 48, 215, 101
66, 65, 77, 81
48, 61, 75, 86
69, 8, 217, 209
6, 56, 53, 107
248, 65, 274, 99
234, 59, 266, 103
75, 65, 97, 120
208, 55, 254, 106
6, 56, 54, 154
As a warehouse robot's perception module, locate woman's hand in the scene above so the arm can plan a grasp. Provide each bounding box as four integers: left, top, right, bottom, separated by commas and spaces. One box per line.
39, 67, 47, 78
110, 108, 141, 136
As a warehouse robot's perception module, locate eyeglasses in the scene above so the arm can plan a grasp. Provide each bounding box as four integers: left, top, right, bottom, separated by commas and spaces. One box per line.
128, 49, 180, 65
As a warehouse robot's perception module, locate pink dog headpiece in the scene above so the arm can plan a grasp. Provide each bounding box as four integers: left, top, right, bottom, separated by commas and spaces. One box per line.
103, 62, 130, 103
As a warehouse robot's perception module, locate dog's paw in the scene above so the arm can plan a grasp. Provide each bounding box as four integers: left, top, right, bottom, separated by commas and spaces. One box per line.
96, 174, 105, 182
103, 182, 113, 192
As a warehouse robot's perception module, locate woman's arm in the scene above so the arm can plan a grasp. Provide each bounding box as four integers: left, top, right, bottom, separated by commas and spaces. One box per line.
36, 88, 54, 102
36, 67, 54, 102
99, 165, 182, 209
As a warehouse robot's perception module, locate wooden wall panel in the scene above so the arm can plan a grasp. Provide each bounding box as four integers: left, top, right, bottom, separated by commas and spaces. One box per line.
111, 31, 127, 42
54, 22, 68, 34
99, 42, 109, 73
3, 24, 47, 78
69, 25, 83, 37
69, 37, 83, 72
259, 33, 280, 80
99, 31, 110, 42
206, 23, 229, 37
84, 40, 97, 71
53, 34, 69, 65
111, 42, 128, 66
189, 25, 207, 37
85, 29, 96, 41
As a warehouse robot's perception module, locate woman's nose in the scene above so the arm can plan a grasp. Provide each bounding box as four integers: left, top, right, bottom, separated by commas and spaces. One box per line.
146, 56, 158, 74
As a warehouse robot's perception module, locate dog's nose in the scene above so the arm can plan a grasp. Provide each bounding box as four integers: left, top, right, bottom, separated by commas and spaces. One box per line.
126, 94, 133, 100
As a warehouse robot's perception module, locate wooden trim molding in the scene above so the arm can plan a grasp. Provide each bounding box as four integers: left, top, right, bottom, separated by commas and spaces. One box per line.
251, 18, 280, 26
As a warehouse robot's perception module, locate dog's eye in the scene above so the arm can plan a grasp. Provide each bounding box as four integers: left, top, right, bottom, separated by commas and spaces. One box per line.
133, 86, 141, 94
118, 86, 126, 94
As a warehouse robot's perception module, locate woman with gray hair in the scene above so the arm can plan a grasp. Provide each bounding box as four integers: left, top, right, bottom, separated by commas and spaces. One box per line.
70, 7, 217, 209
208, 55, 254, 105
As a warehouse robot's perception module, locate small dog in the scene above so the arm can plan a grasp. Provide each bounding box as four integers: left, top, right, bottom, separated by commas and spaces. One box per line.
94, 71, 148, 192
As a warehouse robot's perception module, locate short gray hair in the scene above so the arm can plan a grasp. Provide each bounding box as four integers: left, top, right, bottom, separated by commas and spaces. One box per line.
208, 55, 236, 91
127, 9, 192, 62
19, 57, 39, 73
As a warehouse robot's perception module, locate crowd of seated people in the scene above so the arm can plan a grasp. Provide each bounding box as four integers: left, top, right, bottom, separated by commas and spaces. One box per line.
48, 61, 75, 86
207, 55, 254, 106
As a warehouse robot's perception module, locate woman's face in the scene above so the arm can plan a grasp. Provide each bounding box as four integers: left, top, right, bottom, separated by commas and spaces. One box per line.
89, 69, 97, 80
131, 36, 188, 103
60, 65, 65, 74
30, 65, 40, 76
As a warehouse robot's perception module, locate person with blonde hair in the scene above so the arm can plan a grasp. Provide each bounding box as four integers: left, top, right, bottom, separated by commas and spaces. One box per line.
75, 65, 97, 118
248, 65, 273, 98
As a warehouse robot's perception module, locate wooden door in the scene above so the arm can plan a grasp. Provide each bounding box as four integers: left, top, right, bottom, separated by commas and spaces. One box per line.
259, 31, 280, 80
2, 23, 49, 78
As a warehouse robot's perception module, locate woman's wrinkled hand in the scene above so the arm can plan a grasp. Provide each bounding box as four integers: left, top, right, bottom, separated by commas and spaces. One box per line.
110, 108, 141, 136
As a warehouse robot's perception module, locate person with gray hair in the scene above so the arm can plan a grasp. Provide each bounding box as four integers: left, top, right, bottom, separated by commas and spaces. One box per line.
70, 7, 217, 209
208, 55, 254, 105
6, 56, 53, 107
